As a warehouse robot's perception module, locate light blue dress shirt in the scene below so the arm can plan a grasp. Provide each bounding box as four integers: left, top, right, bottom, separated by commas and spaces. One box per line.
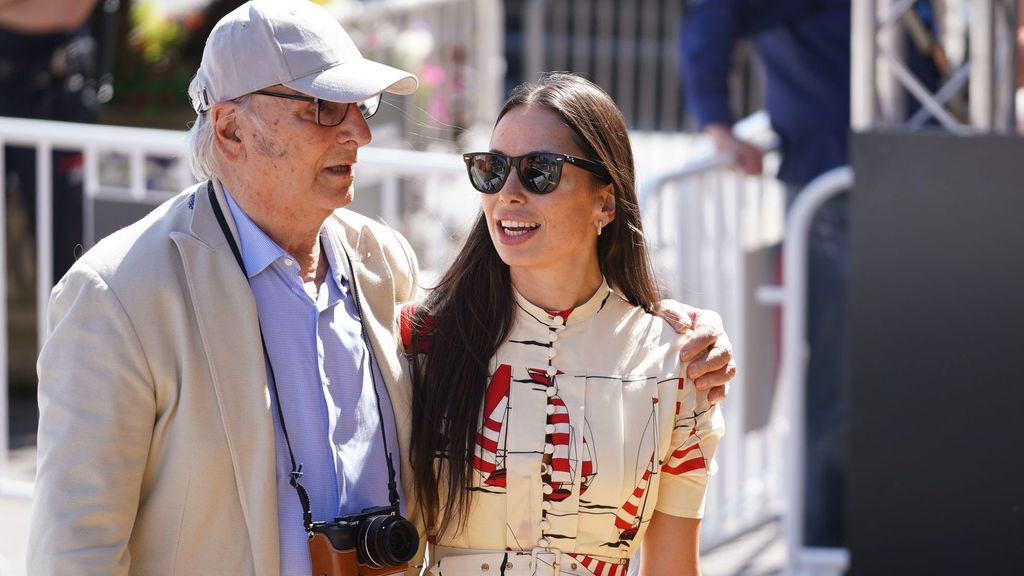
224, 191, 402, 576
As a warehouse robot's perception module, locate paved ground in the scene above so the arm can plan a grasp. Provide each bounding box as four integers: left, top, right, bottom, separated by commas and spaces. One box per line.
0, 447, 34, 576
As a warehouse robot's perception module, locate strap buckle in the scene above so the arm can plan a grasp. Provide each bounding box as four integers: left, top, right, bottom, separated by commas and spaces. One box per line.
531, 546, 562, 575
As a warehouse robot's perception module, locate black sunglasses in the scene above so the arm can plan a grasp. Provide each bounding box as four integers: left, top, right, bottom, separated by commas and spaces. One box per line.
462, 151, 611, 194
251, 90, 382, 127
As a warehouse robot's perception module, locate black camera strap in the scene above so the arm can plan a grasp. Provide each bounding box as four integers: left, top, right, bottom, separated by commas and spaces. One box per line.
206, 182, 401, 533
208, 182, 314, 530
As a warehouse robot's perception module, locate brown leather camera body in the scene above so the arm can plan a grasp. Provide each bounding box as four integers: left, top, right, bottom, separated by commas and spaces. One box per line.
308, 532, 408, 576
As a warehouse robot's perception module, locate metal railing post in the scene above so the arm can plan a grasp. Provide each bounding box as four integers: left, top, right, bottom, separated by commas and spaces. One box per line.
851, 0, 877, 130
780, 166, 853, 576
35, 143, 53, 346
0, 138, 8, 487
970, 0, 995, 130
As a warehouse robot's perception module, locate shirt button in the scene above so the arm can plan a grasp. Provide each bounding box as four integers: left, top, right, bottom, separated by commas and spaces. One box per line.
542, 484, 553, 495
546, 367, 557, 376
481, 563, 489, 571
546, 386, 557, 397
540, 519, 551, 530
542, 501, 552, 511
538, 537, 550, 547
552, 316, 565, 326
544, 443, 554, 454
549, 332, 559, 342
547, 347, 558, 359
546, 405, 556, 415
545, 424, 555, 434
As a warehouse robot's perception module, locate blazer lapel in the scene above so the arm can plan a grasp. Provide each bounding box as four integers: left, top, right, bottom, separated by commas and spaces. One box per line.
171, 182, 280, 575
330, 220, 415, 500
331, 219, 407, 409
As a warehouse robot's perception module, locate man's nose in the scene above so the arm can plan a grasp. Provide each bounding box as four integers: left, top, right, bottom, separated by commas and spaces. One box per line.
337, 104, 372, 146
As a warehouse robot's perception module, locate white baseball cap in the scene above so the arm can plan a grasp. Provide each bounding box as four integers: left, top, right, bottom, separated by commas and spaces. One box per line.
188, 0, 419, 113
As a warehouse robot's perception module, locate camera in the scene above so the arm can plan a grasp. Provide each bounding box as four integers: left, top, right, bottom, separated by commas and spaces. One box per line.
308, 504, 419, 576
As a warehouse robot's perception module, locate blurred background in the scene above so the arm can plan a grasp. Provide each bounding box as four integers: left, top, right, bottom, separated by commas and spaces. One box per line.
2, 1, 1023, 575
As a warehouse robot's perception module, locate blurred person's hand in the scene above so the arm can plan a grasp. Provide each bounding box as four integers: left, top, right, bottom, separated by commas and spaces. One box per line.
656, 300, 737, 404
706, 123, 764, 176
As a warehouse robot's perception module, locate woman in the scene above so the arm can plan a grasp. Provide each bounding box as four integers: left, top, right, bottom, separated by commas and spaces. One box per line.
404, 73, 724, 576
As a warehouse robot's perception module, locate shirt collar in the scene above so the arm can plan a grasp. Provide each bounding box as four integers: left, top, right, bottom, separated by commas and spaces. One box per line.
513, 277, 612, 328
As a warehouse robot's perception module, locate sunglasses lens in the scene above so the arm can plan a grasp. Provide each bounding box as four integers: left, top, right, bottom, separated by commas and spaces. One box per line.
520, 154, 560, 194
467, 154, 509, 193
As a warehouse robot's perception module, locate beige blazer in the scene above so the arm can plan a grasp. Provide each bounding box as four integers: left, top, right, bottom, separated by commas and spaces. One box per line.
28, 181, 423, 575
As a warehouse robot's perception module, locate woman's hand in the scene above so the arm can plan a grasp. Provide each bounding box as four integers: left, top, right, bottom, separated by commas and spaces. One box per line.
655, 300, 737, 404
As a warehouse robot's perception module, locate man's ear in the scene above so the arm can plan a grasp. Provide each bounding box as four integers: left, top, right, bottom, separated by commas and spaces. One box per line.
211, 103, 245, 162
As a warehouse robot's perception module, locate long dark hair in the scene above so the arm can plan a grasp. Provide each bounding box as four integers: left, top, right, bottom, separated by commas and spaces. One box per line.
409, 72, 661, 534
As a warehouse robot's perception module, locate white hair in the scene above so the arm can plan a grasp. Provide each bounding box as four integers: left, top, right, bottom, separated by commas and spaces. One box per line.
184, 90, 254, 181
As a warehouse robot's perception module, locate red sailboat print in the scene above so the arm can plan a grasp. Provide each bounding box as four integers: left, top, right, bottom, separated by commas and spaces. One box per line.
473, 364, 512, 489
527, 368, 598, 502
611, 398, 659, 543
662, 377, 708, 476
661, 425, 707, 475
568, 553, 629, 576
579, 421, 597, 496
545, 387, 573, 502
613, 454, 656, 542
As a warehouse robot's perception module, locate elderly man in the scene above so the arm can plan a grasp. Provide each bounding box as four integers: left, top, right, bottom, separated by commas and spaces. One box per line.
27, 1, 735, 574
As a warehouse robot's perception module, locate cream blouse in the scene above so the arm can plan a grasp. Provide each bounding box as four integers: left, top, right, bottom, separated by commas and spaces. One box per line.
413, 280, 724, 575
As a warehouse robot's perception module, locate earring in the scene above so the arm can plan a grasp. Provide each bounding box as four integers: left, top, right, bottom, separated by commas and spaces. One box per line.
596, 220, 604, 236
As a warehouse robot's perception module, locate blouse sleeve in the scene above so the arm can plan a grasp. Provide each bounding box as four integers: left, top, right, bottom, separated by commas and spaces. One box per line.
399, 302, 436, 357
654, 372, 725, 519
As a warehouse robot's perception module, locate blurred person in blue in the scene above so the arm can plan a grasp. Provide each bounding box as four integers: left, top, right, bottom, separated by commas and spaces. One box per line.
680, 0, 944, 549
679, 0, 852, 548
27, 1, 736, 574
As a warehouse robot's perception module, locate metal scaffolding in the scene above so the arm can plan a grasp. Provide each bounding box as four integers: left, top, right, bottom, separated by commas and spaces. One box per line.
852, 0, 1019, 133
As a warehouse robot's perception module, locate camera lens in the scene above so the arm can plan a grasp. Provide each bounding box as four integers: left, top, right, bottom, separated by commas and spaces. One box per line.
358, 514, 418, 567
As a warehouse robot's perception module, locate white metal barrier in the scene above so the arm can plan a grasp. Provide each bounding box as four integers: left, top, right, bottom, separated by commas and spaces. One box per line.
0, 116, 478, 498
777, 167, 853, 576
636, 114, 786, 552
639, 118, 856, 574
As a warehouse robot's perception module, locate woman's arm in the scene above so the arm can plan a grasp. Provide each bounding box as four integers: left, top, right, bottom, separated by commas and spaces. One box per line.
639, 511, 702, 576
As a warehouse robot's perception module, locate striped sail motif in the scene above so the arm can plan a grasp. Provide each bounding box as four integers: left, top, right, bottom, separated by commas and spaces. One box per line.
473, 364, 512, 487
579, 425, 597, 495
569, 553, 629, 576
661, 425, 707, 475
613, 398, 659, 542
547, 393, 572, 484
614, 454, 656, 541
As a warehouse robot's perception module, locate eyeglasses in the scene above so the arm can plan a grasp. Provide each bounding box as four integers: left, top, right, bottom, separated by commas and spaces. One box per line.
462, 151, 611, 195
250, 90, 382, 127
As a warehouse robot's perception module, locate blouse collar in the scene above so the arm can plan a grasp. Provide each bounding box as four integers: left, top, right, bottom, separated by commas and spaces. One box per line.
513, 277, 613, 329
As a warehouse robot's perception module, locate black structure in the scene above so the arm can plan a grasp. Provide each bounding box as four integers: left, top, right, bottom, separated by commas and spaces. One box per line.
847, 131, 1024, 574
